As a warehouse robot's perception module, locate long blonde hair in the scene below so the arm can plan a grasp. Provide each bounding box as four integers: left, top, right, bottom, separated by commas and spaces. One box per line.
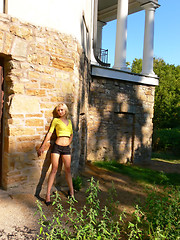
56, 102, 69, 117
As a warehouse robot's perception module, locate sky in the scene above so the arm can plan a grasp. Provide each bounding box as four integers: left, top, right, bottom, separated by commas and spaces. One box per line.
102, 0, 180, 68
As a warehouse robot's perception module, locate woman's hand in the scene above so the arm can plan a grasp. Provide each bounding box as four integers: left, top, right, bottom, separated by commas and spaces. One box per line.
37, 146, 44, 157
37, 132, 52, 157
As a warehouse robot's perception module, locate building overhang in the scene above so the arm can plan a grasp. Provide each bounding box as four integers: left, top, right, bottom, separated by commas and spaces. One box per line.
91, 65, 159, 86
98, 0, 159, 22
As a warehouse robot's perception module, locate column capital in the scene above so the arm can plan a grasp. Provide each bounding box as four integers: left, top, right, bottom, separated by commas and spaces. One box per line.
97, 20, 107, 28
141, 1, 160, 11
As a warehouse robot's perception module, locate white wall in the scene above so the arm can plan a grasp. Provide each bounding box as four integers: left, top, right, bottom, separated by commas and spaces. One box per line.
0, 0, 3, 13
8, 0, 92, 46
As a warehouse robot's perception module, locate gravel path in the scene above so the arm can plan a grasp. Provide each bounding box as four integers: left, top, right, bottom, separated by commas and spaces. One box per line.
0, 190, 39, 239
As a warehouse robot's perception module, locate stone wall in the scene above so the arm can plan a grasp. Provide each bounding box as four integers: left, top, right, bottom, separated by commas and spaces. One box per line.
87, 77, 155, 164
0, 14, 89, 189
0, 13, 156, 190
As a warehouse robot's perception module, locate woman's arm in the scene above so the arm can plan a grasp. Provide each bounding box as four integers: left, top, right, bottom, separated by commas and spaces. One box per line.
37, 132, 53, 157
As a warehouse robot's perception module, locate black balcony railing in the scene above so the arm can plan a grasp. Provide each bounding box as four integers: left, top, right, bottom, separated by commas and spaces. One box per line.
95, 48, 109, 65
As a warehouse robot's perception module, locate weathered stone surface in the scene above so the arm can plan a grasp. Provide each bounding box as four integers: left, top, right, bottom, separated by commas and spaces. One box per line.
87, 77, 155, 164
10, 25, 33, 40
16, 141, 36, 152
9, 127, 35, 136
9, 95, 40, 114
12, 83, 24, 94
50, 55, 74, 71
28, 53, 50, 65
3, 32, 13, 54
11, 37, 28, 57
25, 119, 44, 127
26, 89, 46, 96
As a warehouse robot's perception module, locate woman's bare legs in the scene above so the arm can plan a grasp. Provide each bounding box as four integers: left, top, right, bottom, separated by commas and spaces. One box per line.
46, 153, 59, 202
61, 154, 74, 197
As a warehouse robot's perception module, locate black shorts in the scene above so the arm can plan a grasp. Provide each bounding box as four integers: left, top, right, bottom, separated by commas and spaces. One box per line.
51, 143, 71, 155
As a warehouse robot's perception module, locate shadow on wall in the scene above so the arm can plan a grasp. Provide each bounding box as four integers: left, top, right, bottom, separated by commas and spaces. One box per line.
34, 51, 90, 197
34, 16, 90, 196
88, 78, 154, 164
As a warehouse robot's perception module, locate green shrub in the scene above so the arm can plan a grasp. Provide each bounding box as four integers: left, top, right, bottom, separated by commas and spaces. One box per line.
143, 186, 180, 239
72, 176, 83, 191
152, 128, 180, 155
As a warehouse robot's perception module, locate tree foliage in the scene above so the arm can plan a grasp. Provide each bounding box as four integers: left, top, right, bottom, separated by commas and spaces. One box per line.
131, 58, 180, 129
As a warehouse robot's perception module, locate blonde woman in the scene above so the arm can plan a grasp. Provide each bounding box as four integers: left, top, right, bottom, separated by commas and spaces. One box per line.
38, 103, 74, 205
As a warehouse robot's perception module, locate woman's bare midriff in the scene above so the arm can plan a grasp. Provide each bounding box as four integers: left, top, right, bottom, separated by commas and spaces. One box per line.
55, 136, 70, 146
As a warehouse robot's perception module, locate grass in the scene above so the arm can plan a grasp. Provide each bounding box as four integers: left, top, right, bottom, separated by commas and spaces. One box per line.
93, 160, 180, 187
151, 151, 180, 164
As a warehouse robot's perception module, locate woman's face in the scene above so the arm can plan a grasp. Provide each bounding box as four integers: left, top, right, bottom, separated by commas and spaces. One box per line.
56, 106, 66, 118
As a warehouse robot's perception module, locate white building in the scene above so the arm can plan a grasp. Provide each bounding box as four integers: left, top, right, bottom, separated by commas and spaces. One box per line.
1, 0, 160, 78
0, 0, 160, 189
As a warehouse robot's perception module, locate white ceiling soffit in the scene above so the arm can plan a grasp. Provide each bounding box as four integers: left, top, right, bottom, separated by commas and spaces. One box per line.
98, 0, 159, 22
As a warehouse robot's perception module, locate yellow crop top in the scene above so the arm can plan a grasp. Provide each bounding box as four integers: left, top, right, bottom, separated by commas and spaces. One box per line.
49, 118, 73, 137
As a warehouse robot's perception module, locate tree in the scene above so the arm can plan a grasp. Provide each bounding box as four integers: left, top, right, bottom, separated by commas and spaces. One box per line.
131, 58, 180, 129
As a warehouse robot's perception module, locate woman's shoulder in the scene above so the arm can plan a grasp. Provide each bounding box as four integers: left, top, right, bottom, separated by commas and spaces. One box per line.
52, 118, 59, 123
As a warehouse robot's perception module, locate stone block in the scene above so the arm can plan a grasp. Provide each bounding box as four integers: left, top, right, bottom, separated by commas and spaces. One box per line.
4, 136, 16, 153
40, 103, 54, 109
46, 45, 66, 55
28, 71, 41, 79
25, 119, 44, 127
13, 83, 24, 94
9, 127, 35, 136
34, 65, 55, 75
50, 55, 74, 72
50, 96, 64, 102
10, 25, 33, 40
25, 83, 39, 89
0, 21, 9, 31
55, 71, 70, 79
11, 37, 28, 58
7, 174, 28, 186
59, 81, 74, 94
0, 30, 4, 42
40, 82, 54, 89
44, 110, 54, 118
28, 53, 50, 65
16, 141, 35, 152
36, 127, 45, 134
9, 94, 40, 114
17, 135, 41, 142
26, 89, 46, 96
3, 32, 13, 54
25, 114, 43, 118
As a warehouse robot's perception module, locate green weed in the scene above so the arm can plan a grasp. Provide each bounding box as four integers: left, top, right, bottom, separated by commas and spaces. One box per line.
73, 176, 83, 191
36, 177, 180, 239
36, 177, 124, 240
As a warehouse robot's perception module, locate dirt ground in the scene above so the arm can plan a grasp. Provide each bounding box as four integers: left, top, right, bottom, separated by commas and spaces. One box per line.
0, 160, 179, 239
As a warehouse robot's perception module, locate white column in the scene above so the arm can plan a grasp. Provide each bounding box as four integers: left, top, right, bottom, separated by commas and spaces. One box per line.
113, 0, 129, 71
97, 21, 106, 51
141, 2, 159, 76
97, 21, 106, 57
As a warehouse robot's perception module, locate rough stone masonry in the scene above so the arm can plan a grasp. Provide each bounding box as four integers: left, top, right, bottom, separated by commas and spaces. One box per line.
0, 14, 155, 190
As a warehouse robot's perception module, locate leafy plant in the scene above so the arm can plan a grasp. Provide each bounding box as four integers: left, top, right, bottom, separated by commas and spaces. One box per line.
143, 186, 180, 239
72, 175, 83, 191
36, 176, 180, 239
152, 128, 180, 156
36, 177, 125, 239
